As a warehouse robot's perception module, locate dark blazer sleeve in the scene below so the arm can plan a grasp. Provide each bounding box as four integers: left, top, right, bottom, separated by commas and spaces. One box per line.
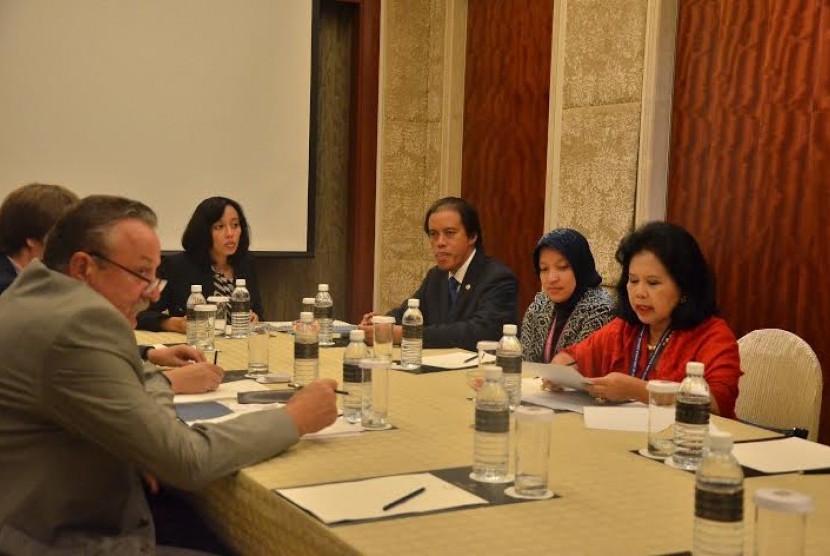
136, 253, 210, 331
421, 257, 518, 351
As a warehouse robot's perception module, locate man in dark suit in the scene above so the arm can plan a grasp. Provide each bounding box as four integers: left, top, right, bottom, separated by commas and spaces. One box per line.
361, 197, 518, 351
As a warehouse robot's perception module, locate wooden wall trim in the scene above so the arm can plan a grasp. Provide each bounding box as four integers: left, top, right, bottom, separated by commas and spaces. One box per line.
544, 0, 567, 230
344, 0, 380, 322
440, 0, 468, 197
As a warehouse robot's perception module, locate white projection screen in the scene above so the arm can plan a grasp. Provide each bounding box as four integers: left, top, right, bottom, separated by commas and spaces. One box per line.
0, 0, 315, 253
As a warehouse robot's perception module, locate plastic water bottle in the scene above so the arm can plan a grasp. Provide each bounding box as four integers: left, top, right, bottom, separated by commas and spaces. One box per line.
496, 324, 522, 411
185, 284, 206, 346
230, 278, 251, 339
302, 297, 315, 316
471, 366, 510, 483
293, 311, 319, 387
314, 284, 334, 346
342, 329, 369, 424
401, 298, 423, 368
693, 431, 744, 556
671, 361, 710, 470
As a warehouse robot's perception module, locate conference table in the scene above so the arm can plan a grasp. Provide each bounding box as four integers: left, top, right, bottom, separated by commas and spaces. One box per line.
136, 330, 830, 555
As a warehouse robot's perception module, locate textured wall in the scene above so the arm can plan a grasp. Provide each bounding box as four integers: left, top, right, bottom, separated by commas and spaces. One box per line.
553, 0, 649, 284
375, 0, 447, 312
255, 1, 352, 320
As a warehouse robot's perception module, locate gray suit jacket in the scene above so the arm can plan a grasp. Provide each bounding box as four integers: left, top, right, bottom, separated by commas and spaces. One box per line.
0, 261, 299, 554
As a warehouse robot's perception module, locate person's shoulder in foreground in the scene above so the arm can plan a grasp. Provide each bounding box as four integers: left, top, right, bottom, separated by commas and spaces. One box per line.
0, 194, 337, 553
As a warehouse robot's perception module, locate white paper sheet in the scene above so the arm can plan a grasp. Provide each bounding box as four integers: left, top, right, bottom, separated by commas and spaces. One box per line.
173, 379, 269, 404
732, 437, 830, 473
277, 472, 488, 524
524, 361, 590, 391
521, 378, 629, 413
420, 351, 479, 370
583, 406, 650, 431
303, 417, 365, 439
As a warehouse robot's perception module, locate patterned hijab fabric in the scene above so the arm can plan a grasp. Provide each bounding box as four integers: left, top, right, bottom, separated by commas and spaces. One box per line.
532, 228, 602, 312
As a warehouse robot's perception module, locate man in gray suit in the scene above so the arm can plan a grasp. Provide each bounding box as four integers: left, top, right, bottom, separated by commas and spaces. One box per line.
0, 195, 338, 553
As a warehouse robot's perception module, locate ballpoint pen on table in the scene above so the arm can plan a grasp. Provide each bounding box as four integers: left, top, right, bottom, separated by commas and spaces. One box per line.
289, 384, 350, 396
382, 487, 426, 511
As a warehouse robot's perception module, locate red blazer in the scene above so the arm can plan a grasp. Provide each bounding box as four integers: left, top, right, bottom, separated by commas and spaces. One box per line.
564, 316, 742, 418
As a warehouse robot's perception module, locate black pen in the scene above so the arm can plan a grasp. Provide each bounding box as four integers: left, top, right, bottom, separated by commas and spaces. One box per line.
289, 384, 350, 396
463, 354, 478, 364
382, 486, 426, 511
212, 350, 220, 365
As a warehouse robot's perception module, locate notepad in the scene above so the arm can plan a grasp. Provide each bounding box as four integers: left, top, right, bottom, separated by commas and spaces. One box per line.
173, 379, 269, 404
276, 472, 488, 524
732, 437, 830, 474
420, 351, 479, 370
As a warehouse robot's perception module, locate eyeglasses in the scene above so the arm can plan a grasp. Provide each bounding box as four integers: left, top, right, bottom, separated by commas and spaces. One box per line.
88, 251, 167, 295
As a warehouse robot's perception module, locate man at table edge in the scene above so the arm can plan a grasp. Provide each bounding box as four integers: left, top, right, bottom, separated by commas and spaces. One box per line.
360, 197, 519, 352
0, 195, 337, 553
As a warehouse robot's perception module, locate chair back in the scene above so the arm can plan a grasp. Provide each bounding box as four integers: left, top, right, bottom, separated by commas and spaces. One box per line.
736, 329, 823, 441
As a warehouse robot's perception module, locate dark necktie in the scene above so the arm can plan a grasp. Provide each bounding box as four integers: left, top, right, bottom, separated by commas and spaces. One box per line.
448, 276, 460, 307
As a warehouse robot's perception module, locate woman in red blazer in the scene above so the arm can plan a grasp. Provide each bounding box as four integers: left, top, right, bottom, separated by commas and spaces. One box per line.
549, 222, 742, 418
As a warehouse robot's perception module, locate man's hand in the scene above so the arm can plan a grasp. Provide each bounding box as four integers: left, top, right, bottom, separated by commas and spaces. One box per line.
284, 379, 338, 436
160, 317, 187, 333
147, 344, 206, 367
163, 363, 224, 394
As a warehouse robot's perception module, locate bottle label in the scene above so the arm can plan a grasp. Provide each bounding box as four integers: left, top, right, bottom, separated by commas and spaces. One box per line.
496, 355, 522, 374
475, 409, 509, 433
343, 362, 362, 383
294, 342, 319, 360
230, 300, 250, 313
676, 400, 710, 425
314, 306, 333, 319
695, 487, 743, 522
402, 324, 423, 340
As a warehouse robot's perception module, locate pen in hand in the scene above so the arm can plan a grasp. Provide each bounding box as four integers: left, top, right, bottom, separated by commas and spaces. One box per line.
382, 486, 426, 511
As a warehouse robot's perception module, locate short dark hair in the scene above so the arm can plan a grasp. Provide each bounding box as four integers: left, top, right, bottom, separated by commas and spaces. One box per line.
43, 195, 157, 272
422, 197, 484, 250
0, 183, 78, 255
181, 197, 251, 268
615, 221, 718, 330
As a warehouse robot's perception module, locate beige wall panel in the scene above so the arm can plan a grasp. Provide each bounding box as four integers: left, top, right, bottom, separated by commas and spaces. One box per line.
558, 103, 642, 284
563, 0, 648, 108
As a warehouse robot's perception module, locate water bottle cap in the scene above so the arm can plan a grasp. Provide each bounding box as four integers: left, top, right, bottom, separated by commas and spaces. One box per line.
349, 329, 365, 341
476, 340, 500, 352
302, 297, 316, 304
300, 311, 314, 322
503, 324, 517, 335
193, 304, 217, 312
686, 361, 704, 376
206, 296, 229, 303
483, 365, 502, 380
754, 488, 814, 514
407, 298, 420, 308
708, 430, 733, 451
359, 358, 390, 369
318, 284, 329, 291
190, 284, 202, 293
371, 316, 395, 325
646, 380, 680, 394
515, 406, 554, 422
235, 279, 246, 286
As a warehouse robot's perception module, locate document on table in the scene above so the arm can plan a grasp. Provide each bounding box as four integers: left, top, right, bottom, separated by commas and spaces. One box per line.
276, 472, 488, 524
521, 378, 613, 413
303, 417, 365, 439
420, 351, 479, 369
581, 406, 723, 433
732, 437, 830, 474
173, 379, 269, 404
177, 400, 282, 425
524, 361, 590, 391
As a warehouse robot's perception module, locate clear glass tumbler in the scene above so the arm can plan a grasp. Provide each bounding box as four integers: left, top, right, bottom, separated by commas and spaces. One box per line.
360, 358, 390, 430
646, 380, 680, 459
247, 324, 270, 377
513, 406, 554, 498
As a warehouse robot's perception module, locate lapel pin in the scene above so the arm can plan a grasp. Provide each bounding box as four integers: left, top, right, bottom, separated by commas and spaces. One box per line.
464, 284, 471, 291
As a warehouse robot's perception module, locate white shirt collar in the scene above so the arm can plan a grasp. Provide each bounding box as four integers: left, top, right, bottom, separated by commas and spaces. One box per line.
449, 248, 476, 285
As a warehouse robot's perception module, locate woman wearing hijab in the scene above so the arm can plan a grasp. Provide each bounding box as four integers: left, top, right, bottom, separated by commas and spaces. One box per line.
521, 229, 615, 362
549, 222, 742, 418
136, 196, 262, 332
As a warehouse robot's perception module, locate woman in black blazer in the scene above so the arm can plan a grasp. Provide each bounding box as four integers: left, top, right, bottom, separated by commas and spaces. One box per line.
137, 197, 263, 332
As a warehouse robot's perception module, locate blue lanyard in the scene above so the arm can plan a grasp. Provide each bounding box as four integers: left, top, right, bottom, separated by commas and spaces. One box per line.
629, 325, 672, 381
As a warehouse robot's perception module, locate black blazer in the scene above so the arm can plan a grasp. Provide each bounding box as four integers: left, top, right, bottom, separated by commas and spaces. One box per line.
387, 250, 518, 351
136, 252, 263, 331
0, 256, 18, 297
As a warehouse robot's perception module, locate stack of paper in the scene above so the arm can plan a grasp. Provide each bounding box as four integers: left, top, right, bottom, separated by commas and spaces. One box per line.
277, 472, 488, 524
420, 351, 479, 370
732, 437, 830, 474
